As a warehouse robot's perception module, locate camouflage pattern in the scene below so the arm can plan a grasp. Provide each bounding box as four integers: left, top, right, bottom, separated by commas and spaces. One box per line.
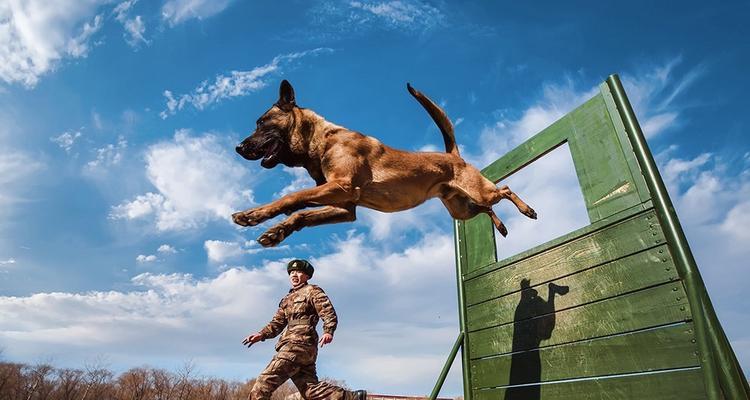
259, 283, 337, 350
251, 283, 356, 400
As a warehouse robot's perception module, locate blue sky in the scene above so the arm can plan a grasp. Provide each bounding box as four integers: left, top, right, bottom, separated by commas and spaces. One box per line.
1, 0, 749, 396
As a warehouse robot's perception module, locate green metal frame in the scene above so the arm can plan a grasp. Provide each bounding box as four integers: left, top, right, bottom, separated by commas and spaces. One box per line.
428, 74, 748, 400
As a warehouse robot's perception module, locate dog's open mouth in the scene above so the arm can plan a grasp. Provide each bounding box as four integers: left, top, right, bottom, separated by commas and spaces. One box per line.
260, 141, 281, 168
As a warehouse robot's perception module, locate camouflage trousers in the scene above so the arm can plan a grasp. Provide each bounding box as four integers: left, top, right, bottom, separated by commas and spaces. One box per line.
250, 343, 357, 400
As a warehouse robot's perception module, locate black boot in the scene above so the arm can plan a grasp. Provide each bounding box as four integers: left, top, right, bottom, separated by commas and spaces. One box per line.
353, 390, 367, 400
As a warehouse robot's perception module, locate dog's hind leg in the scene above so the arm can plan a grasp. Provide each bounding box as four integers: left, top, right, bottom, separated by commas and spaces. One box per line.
440, 195, 508, 237
257, 205, 357, 247
454, 168, 537, 220
485, 209, 508, 237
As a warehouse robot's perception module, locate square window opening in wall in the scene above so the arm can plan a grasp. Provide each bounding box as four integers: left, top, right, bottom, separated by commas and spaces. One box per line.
491, 142, 589, 260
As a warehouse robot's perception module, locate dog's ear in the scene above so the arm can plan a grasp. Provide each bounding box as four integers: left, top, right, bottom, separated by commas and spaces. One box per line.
277, 80, 296, 111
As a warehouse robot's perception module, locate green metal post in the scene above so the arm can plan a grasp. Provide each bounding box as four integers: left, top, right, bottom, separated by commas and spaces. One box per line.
701, 293, 750, 398
606, 74, 725, 399
429, 332, 464, 400
453, 220, 473, 400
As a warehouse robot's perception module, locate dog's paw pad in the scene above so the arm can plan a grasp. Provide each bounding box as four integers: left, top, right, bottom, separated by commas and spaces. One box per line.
257, 228, 286, 247
232, 212, 249, 226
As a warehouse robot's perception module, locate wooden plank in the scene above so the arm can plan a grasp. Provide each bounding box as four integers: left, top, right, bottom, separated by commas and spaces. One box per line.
468, 281, 691, 359
599, 82, 651, 203
566, 95, 644, 222
470, 323, 699, 389
473, 368, 706, 400
464, 213, 497, 274
465, 210, 664, 306
464, 203, 648, 280
481, 109, 572, 183
466, 245, 677, 332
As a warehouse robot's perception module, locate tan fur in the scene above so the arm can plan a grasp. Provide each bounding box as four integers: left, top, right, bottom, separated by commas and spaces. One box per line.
233, 81, 536, 247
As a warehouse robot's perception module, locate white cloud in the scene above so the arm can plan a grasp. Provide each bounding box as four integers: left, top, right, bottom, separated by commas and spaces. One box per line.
349, 0, 443, 27
157, 244, 177, 254
204, 240, 245, 263
358, 199, 446, 242
110, 130, 254, 231
86, 136, 127, 170
160, 48, 333, 118
204, 240, 285, 264
311, 1, 446, 36
113, 1, 148, 48
51, 129, 82, 153
136, 254, 157, 263
472, 77, 597, 166
0, 150, 44, 211
110, 192, 165, 220
491, 144, 590, 259
276, 167, 316, 197
0, 258, 16, 265
161, 0, 234, 26
123, 15, 148, 47
65, 14, 103, 58
0, 0, 108, 87
113, 0, 137, 21
620, 56, 706, 138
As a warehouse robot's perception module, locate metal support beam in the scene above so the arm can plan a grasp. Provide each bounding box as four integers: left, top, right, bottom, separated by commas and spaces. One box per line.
453, 221, 472, 400
429, 332, 464, 400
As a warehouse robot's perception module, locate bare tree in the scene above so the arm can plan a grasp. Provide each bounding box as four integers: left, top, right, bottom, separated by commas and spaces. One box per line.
116, 368, 150, 400
27, 364, 54, 400
0, 363, 27, 400
80, 362, 114, 400
172, 362, 195, 400
147, 369, 173, 400
51, 368, 84, 400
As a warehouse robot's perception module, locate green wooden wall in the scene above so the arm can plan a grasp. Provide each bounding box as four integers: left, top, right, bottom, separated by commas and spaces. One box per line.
451, 76, 748, 400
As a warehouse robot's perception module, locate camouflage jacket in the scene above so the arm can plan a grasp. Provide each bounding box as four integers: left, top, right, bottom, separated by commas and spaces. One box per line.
259, 283, 338, 350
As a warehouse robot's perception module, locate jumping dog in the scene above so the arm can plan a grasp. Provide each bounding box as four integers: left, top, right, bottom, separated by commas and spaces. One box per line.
233, 80, 537, 247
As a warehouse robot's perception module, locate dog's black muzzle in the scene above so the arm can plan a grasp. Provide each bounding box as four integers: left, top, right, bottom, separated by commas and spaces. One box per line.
236, 134, 284, 169
236, 143, 261, 161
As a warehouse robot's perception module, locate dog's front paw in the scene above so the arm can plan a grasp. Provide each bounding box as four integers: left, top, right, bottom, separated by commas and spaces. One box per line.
232, 208, 270, 227
257, 225, 289, 247
232, 211, 251, 226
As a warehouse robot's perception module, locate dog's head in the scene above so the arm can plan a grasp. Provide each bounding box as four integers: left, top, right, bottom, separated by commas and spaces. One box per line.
236, 80, 299, 169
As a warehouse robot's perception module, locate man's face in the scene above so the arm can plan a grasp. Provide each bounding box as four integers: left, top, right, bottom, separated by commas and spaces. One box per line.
289, 270, 309, 287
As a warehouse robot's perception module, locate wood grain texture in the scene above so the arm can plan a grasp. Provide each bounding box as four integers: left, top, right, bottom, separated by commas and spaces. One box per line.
468, 281, 692, 359
466, 245, 677, 332
465, 210, 664, 306
473, 368, 706, 400
471, 323, 699, 388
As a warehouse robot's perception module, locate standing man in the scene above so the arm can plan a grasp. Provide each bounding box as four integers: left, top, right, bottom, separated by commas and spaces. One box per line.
243, 259, 367, 400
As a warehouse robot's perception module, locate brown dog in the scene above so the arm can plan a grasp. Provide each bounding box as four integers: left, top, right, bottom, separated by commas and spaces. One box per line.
233, 80, 536, 247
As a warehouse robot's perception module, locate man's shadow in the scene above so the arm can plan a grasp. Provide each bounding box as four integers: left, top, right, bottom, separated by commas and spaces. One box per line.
503, 279, 569, 400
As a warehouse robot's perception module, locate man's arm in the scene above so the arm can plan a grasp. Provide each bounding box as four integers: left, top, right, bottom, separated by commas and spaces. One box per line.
311, 287, 338, 336
258, 299, 288, 339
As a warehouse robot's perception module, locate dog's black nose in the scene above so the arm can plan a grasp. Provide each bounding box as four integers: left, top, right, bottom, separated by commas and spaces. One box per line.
235, 145, 243, 154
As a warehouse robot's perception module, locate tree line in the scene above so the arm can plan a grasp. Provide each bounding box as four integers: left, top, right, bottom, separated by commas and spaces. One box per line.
0, 361, 317, 400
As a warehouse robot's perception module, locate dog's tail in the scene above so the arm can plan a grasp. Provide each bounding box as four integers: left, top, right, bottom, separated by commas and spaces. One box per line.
407, 83, 459, 156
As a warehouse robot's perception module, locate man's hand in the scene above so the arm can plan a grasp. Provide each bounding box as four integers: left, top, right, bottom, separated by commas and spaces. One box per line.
319, 333, 333, 348
242, 333, 263, 348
